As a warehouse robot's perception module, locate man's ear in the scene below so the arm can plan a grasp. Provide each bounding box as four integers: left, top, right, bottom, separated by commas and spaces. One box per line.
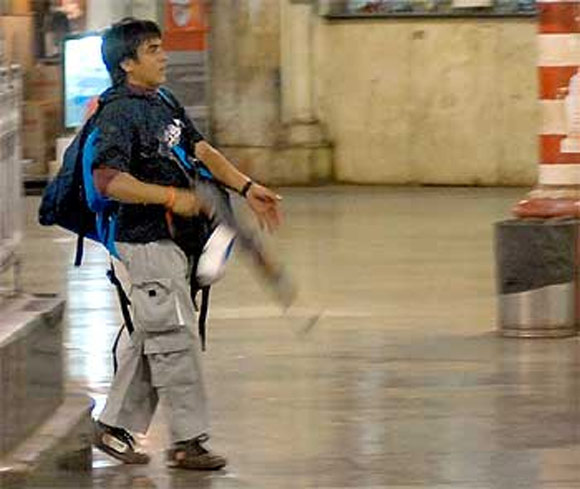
120, 58, 134, 74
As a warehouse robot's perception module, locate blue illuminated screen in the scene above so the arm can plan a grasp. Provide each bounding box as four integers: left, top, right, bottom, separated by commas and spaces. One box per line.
63, 33, 111, 129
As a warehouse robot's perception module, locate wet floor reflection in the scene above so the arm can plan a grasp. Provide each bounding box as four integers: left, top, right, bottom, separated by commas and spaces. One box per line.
18, 188, 580, 488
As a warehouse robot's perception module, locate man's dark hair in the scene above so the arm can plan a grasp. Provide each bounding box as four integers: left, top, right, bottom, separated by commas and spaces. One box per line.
101, 17, 162, 85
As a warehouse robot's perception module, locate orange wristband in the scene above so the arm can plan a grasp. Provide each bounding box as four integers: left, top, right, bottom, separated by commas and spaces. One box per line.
165, 186, 176, 210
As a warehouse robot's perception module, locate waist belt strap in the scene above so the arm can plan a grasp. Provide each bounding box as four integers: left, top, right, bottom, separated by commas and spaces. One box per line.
199, 286, 211, 351
74, 234, 85, 267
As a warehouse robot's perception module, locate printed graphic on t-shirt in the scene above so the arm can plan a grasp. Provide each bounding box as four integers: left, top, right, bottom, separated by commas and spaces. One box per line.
161, 118, 185, 149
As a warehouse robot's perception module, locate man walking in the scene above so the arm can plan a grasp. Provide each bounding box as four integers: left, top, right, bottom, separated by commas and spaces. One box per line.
91, 18, 282, 470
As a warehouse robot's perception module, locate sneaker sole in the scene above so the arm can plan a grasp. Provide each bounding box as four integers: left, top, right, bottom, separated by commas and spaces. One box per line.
166, 455, 227, 471
166, 461, 227, 470
93, 433, 150, 465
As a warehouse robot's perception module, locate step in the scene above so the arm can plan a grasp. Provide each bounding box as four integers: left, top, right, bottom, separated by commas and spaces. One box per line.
0, 294, 65, 457
0, 392, 94, 489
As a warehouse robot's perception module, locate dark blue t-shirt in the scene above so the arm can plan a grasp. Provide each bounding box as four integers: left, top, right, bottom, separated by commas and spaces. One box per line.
92, 84, 205, 244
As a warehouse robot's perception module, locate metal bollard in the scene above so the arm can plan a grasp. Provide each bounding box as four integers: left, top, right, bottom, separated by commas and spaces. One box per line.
495, 219, 577, 338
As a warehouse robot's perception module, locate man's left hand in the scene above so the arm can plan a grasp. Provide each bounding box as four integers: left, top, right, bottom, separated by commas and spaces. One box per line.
245, 183, 282, 232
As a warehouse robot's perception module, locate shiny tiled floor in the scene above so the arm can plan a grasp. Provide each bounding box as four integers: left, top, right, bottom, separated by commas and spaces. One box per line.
18, 187, 580, 488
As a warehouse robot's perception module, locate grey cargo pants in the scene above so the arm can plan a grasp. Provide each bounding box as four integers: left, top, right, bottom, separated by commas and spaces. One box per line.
98, 240, 209, 443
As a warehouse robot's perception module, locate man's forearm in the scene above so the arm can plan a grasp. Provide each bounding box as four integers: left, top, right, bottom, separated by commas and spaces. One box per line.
195, 141, 250, 193
104, 171, 170, 206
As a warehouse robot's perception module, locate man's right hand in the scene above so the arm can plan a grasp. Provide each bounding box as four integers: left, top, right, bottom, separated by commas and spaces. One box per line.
171, 189, 204, 217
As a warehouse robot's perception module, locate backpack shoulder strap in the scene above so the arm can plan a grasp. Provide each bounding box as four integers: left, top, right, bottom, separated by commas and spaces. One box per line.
72, 115, 99, 267
107, 261, 134, 372
157, 87, 186, 121
157, 88, 237, 190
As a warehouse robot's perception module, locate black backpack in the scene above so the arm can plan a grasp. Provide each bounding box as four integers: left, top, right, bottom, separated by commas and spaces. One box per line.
38, 98, 117, 265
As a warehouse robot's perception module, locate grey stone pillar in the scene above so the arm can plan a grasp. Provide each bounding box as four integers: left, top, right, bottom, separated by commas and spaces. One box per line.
209, 0, 332, 185
276, 0, 332, 183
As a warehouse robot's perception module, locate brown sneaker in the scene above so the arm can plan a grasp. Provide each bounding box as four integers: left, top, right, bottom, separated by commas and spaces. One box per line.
166, 434, 227, 470
93, 420, 150, 465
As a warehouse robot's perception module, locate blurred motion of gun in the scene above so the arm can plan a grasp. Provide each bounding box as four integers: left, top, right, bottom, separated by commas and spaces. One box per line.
170, 148, 297, 308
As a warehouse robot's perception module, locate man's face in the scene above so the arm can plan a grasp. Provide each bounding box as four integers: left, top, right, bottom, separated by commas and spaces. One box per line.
122, 38, 167, 89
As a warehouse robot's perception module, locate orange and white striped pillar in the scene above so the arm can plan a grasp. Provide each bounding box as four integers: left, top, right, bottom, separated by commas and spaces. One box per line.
515, 0, 580, 217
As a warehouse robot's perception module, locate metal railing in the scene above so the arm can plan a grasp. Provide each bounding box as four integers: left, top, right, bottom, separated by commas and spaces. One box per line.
0, 64, 23, 295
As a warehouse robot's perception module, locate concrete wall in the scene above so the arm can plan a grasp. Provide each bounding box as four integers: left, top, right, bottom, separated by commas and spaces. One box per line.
314, 18, 538, 185
86, 0, 128, 30
210, 1, 539, 186
210, 0, 281, 148
86, 0, 161, 31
